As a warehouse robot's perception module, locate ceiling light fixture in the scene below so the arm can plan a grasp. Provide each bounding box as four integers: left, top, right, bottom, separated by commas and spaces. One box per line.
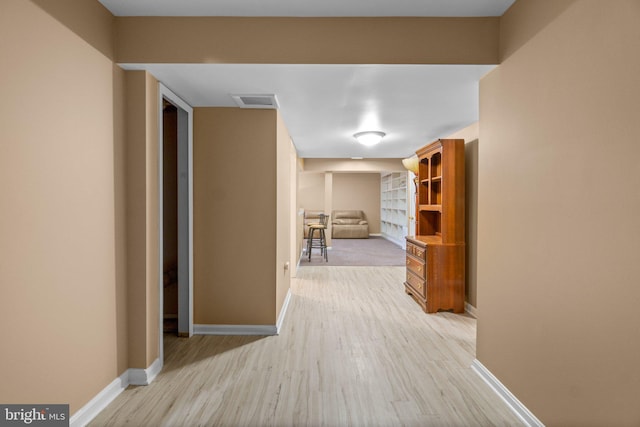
353, 131, 385, 146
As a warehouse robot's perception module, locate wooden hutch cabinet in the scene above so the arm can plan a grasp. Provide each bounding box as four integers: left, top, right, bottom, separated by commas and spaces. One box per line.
405, 139, 465, 313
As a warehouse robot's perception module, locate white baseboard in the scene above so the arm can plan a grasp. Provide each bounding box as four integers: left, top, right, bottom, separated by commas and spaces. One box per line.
128, 357, 162, 386
276, 289, 292, 334
194, 324, 277, 336
70, 371, 128, 427
70, 357, 162, 427
471, 359, 544, 427
465, 302, 478, 318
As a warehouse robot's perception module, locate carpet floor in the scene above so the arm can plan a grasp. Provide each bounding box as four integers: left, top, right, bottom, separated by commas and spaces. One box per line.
300, 236, 405, 266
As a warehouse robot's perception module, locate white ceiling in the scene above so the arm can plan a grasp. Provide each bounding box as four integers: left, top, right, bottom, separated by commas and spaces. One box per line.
121, 63, 494, 158
103, 1, 513, 158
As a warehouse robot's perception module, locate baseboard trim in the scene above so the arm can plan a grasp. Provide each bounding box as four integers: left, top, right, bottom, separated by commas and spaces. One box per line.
276, 289, 292, 334
465, 302, 478, 318
69, 371, 128, 427
471, 359, 544, 427
70, 357, 161, 427
194, 324, 277, 336
129, 357, 162, 386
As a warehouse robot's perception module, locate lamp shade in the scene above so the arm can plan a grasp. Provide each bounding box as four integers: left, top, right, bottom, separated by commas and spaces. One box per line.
402, 155, 419, 175
353, 131, 385, 146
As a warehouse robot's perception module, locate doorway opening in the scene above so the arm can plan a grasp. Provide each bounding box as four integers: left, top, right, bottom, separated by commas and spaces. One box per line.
158, 84, 194, 367
162, 100, 179, 334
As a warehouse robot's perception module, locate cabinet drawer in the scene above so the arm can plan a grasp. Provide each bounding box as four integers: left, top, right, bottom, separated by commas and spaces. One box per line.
406, 242, 425, 259
406, 271, 425, 297
406, 255, 425, 278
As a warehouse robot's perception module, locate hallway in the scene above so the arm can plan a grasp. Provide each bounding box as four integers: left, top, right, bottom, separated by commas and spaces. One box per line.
91, 267, 523, 426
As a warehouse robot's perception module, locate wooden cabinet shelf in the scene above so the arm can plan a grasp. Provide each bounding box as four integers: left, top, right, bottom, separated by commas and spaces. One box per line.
405, 139, 465, 314
418, 204, 442, 212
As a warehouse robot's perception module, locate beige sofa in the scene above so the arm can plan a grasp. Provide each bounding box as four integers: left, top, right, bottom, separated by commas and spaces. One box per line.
331, 210, 369, 239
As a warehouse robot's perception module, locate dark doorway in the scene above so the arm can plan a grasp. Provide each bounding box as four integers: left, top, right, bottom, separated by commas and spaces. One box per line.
162, 101, 179, 334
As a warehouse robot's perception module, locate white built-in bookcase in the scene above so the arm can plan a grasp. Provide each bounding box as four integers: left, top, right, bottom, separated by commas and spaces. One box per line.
381, 172, 410, 248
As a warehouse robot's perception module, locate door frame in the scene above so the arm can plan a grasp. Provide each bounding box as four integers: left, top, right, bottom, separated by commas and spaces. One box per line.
158, 83, 194, 365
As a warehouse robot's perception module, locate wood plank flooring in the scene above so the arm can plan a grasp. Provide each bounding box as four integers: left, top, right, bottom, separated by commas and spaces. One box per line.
90, 266, 524, 426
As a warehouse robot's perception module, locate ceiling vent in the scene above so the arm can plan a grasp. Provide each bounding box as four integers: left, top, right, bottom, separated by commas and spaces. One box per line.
230, 94, 279, 109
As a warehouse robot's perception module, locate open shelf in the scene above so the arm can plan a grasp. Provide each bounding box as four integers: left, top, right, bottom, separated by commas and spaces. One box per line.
418, 210, 441, 236
430, 181, 442, 205
430, 151, 442, 178
381, 171, 410, 248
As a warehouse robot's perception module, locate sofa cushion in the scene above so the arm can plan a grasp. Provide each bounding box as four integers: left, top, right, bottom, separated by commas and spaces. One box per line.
333, 210, 364, 220
304, 210, 324, 221
332, 218, 360, 225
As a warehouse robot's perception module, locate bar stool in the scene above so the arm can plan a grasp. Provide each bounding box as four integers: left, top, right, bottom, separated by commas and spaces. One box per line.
307, 213, 329, 262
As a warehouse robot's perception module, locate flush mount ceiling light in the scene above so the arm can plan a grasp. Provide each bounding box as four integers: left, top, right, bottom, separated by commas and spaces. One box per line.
353, 131, 385, 146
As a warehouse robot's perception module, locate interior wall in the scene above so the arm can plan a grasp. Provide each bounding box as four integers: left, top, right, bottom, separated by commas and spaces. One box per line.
478, 1, 640, 425
298, 173, 325, 212
299, 159, 405, 242
0, 0, 121, 414
30, 0, 114, 59
324, 173, 334, 247
124, 70, 160, 369
443, 123, 479, 308
303, 158, 405, 173
143, 72, 160, 367
114, 17, 499, 64
275, 111, 292, 319
112, 63, 128, 377
332, 173, 382, 235
193, 108, 277, 325
290, 141, 301, 277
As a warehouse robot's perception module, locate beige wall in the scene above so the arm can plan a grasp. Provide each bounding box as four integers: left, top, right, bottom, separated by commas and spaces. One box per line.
290, 142, 302, 277
193, 108, 279, 325
0, 0, 122, 413
124, 70, 160, 368
298, 171, 382, 237
300, 159, 406, 241
478, 1, 640, 425
333, 173, 382, 235
275, 111, 292, 319
30, 0, 114, 59
444, 123, 479, 307
12, 1, 640, 424
298, 173, 325, 211
115, 17, 499, 65
113, 64, 128, 376
303, 158, 405, 173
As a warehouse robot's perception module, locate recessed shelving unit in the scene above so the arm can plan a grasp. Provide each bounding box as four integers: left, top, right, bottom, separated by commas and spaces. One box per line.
380, 171, 409, 249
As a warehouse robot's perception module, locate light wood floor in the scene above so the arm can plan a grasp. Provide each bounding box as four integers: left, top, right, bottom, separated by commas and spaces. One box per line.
90, 267, 524, 426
